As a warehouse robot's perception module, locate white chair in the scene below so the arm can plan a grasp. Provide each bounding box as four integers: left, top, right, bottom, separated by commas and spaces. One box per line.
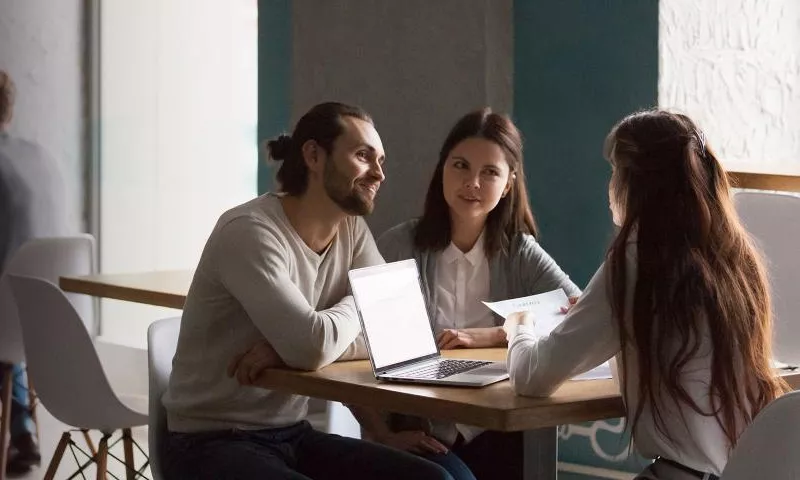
734, 191, 800, 366
8, 275, 148, 480
721, 390, 800, 479
147, 317, 181, 480
0, 235, 96, 477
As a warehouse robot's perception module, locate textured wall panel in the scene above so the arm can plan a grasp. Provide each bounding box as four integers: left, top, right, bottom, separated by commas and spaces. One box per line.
659, 0, 800, 174
291, 0, 513, 235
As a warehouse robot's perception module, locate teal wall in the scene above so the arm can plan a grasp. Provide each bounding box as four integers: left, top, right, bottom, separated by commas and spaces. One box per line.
257, 0, 291, 195
514, 0, 659, 475
514, 0, 659, 287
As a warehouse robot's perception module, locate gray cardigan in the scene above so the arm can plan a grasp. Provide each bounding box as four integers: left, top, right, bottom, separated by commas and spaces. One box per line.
377, 219, 581, 328
377, 219, 581, 437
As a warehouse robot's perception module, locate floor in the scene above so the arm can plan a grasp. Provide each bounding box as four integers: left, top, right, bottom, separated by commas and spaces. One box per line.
10, 403, 636, 479
11, 402, 149, 480
9, 397, 342, 480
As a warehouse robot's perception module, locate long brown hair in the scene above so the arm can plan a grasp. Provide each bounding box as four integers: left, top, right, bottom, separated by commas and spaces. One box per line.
605, 109, 788, 448
414, 108, 537, 257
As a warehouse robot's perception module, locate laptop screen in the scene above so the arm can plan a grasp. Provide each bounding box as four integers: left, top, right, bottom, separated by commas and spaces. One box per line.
348, 259, 438, 371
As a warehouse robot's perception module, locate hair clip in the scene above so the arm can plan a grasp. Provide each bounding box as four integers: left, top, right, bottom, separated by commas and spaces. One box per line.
695, 130, 707, 153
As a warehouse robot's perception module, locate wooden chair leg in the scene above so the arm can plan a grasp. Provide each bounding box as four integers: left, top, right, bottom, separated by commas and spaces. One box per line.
26, 376, 39, 446
1, 364, 14, 480
43, 432, 71, 480
96, 435, 108, 480
82, 429, 97, 456
122, 428, 135, 480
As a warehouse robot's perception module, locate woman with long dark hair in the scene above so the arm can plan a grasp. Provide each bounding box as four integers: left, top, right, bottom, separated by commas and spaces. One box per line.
507, 109, 789, 479
352, 108, 579, 480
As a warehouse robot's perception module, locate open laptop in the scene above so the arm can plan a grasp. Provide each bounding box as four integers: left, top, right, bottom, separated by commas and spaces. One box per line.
348, 259, 509, 387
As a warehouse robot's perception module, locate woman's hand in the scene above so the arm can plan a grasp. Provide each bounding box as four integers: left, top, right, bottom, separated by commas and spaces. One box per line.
502, 311, 536, 341
375, 431, 449, 455
560, 296, 580, 314
436, 327, 507, 349
227, 339, 285, 385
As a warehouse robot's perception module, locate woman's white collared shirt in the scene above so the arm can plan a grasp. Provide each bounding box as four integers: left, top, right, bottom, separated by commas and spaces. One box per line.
434, 233, 495, 332
432, 233, 494, 444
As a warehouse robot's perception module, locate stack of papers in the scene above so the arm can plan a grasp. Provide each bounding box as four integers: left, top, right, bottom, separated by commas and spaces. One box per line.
483, 289, 613, 381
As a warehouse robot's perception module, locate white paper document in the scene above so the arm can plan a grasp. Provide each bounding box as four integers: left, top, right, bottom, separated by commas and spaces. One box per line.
483, 289, 613, 381
482, 289, 569, 338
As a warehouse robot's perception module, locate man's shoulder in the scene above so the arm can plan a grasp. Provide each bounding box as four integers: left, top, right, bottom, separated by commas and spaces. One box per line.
341, 213, 373, 236
0, 134, 50, 162
217, 194, 279, 225
210, 195, 285, 242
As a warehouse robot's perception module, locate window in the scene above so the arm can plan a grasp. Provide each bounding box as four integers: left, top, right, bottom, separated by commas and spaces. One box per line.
99, 0, 257, 346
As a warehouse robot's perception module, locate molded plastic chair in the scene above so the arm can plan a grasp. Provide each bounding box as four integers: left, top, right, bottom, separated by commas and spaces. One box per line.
8, 275, 147, 479
734, 191, 800, 366
721, 390, 800, 479
0, 235, 96, 476
147, 317, 181, 480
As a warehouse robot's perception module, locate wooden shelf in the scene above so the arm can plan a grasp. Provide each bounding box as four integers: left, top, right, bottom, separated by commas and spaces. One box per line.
728, 171, 800, 193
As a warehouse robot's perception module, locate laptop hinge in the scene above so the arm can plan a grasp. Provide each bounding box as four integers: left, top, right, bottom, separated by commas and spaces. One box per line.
379, 353, 441, 375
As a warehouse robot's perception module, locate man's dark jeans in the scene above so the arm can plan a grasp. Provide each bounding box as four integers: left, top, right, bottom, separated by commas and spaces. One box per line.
164, 421, 454, 480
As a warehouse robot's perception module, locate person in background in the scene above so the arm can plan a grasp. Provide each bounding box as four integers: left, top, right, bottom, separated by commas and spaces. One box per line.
162, 102, 454, 480
506, 109, 789, 479
0, 69, 72, 475
351, 108, 580, 480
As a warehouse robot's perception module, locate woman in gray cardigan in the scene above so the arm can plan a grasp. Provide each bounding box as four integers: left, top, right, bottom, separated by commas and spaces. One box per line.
352, 109, 580, 480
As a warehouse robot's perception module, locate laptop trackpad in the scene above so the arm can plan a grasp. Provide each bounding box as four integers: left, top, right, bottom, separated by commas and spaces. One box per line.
473, 362, 508, 375
451, 362, 508, 383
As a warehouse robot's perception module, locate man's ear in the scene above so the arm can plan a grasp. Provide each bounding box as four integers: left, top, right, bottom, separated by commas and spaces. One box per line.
302, 139, 324, 174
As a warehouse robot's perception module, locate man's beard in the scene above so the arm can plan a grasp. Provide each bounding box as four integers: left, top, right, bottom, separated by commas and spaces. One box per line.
323, 159, 375, 216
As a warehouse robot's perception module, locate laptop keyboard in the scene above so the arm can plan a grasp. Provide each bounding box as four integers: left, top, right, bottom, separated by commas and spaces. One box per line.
393, 359, 491, 379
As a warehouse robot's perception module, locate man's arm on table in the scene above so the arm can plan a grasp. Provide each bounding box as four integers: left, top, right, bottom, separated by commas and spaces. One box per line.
218, 216, 363, 372
224, 216, 383, 378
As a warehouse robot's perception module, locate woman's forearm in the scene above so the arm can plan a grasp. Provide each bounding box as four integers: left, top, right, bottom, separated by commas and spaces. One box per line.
461, 326, 508, 347
346, 405, 392, 441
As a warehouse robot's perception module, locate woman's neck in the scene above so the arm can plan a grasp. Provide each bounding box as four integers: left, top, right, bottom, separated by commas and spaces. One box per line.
450, 214, 486, 253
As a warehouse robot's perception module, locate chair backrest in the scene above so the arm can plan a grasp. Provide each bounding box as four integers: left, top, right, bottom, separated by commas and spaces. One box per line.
0, 235, 96, 363
8, 275, 126, 429
721, 390, 800, 479
148, 317, 181, 480
734, 191, 800, 365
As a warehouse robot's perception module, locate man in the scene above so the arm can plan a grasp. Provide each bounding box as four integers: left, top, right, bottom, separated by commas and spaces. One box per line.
1, 69, 70, 475
162, 102, 452, 479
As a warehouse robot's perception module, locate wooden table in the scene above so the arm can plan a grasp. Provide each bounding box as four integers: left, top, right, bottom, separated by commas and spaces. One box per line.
60, 271, 800, 479
60, 270, 193, 309
256, 348, 625, 431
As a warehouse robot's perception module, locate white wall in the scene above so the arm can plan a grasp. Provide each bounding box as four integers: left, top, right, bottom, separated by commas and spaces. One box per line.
0, 0, 151, 406
100, 0, 258, 347
0, 0, 85, 232
660, 0, 800, 175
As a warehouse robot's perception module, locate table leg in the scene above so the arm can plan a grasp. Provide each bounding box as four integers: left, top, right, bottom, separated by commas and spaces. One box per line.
524, 426, 558, 479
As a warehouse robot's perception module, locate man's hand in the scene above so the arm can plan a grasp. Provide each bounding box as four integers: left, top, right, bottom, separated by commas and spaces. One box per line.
376, 431, 449, 455
560, 296, 579, 314
227, 339, 285, 385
